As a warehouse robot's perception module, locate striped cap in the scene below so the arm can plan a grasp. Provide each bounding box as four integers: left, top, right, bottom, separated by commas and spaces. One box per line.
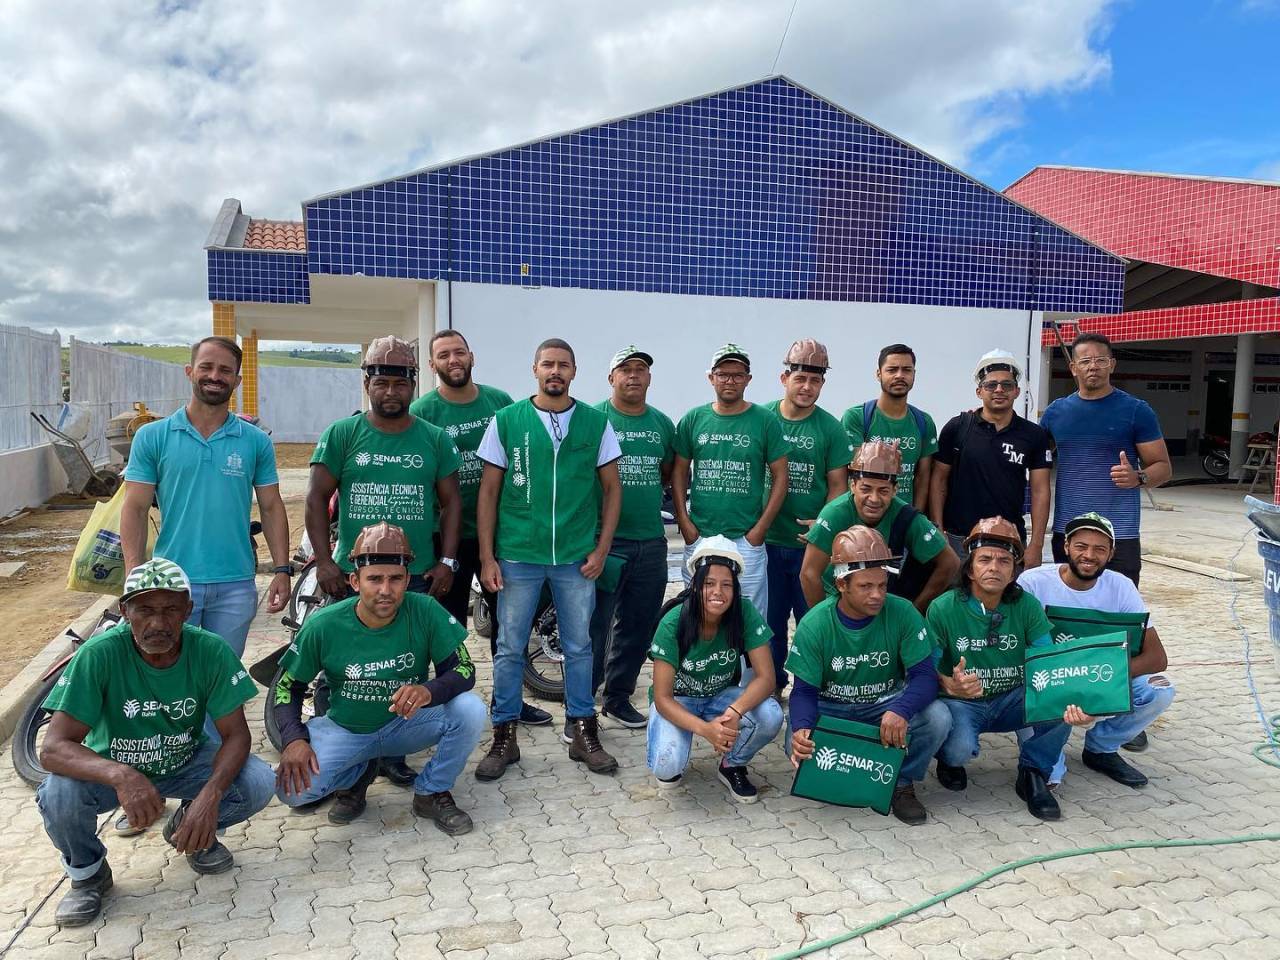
120, 558, 191, 603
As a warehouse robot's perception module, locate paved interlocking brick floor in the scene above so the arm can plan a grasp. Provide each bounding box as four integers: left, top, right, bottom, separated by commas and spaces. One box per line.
2, 547, 1278, 959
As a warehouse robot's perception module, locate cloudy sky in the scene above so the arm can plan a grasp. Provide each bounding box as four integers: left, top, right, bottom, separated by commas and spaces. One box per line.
1, 0, 1276, 346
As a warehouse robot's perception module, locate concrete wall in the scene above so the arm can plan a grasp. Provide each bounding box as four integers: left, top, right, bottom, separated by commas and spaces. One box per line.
0, 445, 67, 518
259, 366, 364, 442
444, 282, 1041, 423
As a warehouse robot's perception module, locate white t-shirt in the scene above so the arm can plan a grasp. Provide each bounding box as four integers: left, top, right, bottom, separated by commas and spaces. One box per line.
1017, 564, 1152, 628
476, 401, 622, 469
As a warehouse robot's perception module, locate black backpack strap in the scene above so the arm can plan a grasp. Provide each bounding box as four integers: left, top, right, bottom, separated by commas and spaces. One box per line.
862, 399, 877, 438
888, 502, 918, 558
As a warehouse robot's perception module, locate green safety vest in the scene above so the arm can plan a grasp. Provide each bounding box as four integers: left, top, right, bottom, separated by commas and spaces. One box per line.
494, 399, 605, 566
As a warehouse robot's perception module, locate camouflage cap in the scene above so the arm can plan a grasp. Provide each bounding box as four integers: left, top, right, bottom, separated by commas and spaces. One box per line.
1064, 511, 1115, 544
710, 343, 750, 371
609, 345, 654, 370
120, 558, 191, 604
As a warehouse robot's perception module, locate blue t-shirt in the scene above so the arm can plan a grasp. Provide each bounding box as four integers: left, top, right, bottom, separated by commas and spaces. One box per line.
124, 408, 278, 583
1040, 389, 1162, 539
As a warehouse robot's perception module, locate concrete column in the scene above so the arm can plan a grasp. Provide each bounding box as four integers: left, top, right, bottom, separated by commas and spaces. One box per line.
360, 342, 371, 412
1036, 347, 1053, 418
417, 282, 437, 398
1186, 345, 1205, 453
212, 303, 237, 411
1229, 333, 1257, 478
241, 330, 259, 417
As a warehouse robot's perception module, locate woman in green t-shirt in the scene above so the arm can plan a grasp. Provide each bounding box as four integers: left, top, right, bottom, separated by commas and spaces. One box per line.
647, 537, 783, 804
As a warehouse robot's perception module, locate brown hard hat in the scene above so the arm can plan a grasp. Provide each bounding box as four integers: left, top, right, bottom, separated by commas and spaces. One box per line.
962, 516, 1024, 559
850, 439, 902, 479
362, 336, 419, 373
830, 525, 899, 579
349, 521, 415, 566
785, 338, 830, 370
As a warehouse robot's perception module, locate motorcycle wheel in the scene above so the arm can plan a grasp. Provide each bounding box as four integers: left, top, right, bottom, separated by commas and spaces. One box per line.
472, 590, 495, 640
1203, 451, 1230, 480
286, 561, 320, 623
12, 670, 62, 788
522, 603, 565, 702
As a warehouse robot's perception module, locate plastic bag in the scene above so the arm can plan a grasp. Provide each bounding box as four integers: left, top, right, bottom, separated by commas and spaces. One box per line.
66, 487, 155, 594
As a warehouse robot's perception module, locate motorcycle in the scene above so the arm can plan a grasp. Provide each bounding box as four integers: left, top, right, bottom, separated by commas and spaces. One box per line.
471, 585, 564, 702
1201, 431, 1276, 480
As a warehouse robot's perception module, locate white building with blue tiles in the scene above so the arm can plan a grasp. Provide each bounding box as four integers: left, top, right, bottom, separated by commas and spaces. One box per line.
204, 76, 1122, 420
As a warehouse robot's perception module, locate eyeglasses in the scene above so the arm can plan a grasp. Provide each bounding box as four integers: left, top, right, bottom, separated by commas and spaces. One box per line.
548, 410, 564, 443
1072, 357, 1111, 369
980, 380, 1018, 393
713, 372, 748, 383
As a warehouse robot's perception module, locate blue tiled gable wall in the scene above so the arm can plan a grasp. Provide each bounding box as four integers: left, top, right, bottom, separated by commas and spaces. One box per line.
218, 79, 1123, 311
208, 250, 309, 303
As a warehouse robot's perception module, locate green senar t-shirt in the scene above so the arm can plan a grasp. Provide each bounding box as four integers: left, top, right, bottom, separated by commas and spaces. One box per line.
841, 404, 938, 505
648, 599, 772, 699
278, 592, 469, 735
596, 400, 675, 542
43, 623, 258, 780
763, 401, 853, 547
927, 589, 1053, 700
806, 494, 946, 596
312, 414, 462, 573
409, 384, 514, 539
674, 404, 790, 540
785, 595, 933, 704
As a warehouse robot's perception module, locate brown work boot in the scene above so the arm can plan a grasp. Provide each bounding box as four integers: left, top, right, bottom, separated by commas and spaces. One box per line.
890, 783, 927, 825
567, 715, 618, 775
475, 720, 519, 781
329, 761, 378, 824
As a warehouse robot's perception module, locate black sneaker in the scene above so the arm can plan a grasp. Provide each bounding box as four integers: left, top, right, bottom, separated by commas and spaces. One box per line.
54, 862, 113, 927
329, 761, 378, 824
162, 802, 235, 874
412, 790, 474, 835
936, 761, 967, 792
114, 812, 146, 837
717, 763, 759, 804
602, 700, 646, 728
1082, 748, 1148, 788
519, 702, 553, 726
378, 757, 417, 787
655, 773, 683, 791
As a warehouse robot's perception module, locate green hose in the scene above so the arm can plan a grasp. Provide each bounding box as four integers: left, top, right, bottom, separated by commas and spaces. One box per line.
769, 831, 1280, 960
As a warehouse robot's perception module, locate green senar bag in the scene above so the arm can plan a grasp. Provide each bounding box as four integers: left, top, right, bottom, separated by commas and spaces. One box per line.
790, 715, 906, 815
1023, 632, 1133, 724
1045, 605, 1149, 656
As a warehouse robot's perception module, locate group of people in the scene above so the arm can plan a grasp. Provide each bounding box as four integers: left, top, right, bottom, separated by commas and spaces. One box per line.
33, 326, 1176, 926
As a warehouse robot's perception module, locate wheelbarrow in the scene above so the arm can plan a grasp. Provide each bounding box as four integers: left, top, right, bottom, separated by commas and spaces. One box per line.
30, 412, 121, 498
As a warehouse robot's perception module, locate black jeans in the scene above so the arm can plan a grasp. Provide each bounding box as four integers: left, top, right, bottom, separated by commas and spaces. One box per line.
1052, 533, 1141, 586
589, 537, 669, 706
435, 536, 497, 656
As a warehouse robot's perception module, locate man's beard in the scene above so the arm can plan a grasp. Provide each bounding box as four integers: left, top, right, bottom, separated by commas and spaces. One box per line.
373, 400, 409, 418
438, 364, 472, 388
196, 381, 232, 404
1066, 556, 1104, 582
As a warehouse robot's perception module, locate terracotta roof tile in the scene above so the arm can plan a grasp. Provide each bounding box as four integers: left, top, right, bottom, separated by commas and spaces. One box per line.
243, 219, 306, 252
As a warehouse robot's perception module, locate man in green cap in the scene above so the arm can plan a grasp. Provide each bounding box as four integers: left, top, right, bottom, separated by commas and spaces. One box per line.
672, 343, 790, 619
590, 345, 676, 728
37, 559, 274, 927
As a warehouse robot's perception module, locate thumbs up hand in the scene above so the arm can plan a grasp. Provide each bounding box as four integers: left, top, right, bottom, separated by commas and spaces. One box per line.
1110, 450, 1140, 489
941, 654, 983, 699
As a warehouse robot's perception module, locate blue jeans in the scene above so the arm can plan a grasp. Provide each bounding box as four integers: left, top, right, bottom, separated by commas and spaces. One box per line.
187, 579, 259, 659
682, 536, 768, 621
765, 544, 808, 688
647, 687, 783, 778
939, 687, 1072, 778
494, 561, 596, 723
1027, 673, 1176, 783
277, 693, 487, 805
590, 537, 669, 706
37, 742, 274, 881
785, 695, 953, 787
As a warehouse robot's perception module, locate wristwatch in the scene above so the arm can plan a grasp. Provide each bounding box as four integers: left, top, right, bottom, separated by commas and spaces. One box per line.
1136, 469, 1148, 487
440, 557, 460, 573
273, 564, 296, 577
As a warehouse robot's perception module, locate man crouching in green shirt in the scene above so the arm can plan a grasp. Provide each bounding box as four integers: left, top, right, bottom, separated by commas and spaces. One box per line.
37, 558, 274, 927
273, 522, 485, 834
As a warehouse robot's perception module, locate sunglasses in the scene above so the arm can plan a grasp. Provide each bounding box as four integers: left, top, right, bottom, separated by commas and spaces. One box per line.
980, 380, 1018, 392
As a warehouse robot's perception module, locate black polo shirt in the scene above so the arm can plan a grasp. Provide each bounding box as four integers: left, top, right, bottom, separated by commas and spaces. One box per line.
935, 410, 1052, 539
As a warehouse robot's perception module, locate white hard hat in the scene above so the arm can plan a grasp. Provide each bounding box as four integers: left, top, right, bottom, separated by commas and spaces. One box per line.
685, 535, 745, 576
973, 349, 1023, 384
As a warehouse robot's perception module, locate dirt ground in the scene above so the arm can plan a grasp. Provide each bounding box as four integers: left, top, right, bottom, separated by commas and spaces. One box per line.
0, 446, 312, 689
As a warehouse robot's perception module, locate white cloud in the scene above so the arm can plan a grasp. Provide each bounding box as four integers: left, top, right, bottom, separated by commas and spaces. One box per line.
0, 0, 1113, 344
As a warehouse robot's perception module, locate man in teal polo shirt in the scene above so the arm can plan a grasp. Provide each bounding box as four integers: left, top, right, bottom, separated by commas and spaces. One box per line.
122, 336, 292, 663
474, 338, 622, 780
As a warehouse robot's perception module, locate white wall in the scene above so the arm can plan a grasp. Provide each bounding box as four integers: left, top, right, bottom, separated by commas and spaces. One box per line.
446, 282, 1039, 423
69, 339, 189, 464
259, 367, 364, 442
0, 322, 62, 453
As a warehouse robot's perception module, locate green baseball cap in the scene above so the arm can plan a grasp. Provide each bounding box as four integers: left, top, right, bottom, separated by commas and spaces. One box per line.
710, 343, 750, 371
609, 345, 654, 370
120, 558, 192, 604
1064, 512, 1115, 544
